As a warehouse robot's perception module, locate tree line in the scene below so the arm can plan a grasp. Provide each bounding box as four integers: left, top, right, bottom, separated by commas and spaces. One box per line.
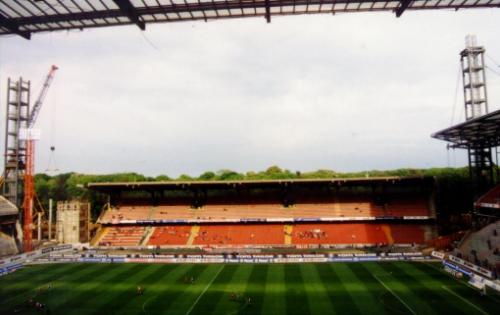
35, 165, 471, 203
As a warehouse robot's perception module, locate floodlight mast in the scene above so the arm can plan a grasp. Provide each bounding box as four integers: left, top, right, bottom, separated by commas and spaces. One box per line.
459, 35, 493, 195
22, 65, 58, 252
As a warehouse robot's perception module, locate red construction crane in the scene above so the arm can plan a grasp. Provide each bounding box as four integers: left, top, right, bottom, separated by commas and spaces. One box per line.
23, 65, 58, 252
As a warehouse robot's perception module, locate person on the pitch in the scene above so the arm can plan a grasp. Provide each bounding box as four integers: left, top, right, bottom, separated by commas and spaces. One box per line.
137, 286, 144, 296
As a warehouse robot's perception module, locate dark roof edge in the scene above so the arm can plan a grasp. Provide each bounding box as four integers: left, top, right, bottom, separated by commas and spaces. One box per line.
431, 108, 500, 139
87, 176, 433, 190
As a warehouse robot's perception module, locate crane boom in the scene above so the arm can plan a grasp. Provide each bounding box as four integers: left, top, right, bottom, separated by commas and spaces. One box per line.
28, 65, 58, 128
23, 65, 58, 252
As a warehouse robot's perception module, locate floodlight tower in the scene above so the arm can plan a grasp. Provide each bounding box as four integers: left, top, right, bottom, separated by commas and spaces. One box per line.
460, 35, 493, 192
2, 66, 57, 252
3, 78, 30, 207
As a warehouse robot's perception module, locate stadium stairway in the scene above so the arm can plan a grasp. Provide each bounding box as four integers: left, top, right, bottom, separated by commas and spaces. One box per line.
90, 227, 109, 246
140, 226, 155, 246
284, 224, 293, 245
186, 225, 200, 245
381, 225, 394, 244
333, 196, 342, 216
147, 206, 157, 220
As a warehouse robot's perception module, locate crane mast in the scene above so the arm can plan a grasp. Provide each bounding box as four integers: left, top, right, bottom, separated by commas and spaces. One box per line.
22, 65, 58, 252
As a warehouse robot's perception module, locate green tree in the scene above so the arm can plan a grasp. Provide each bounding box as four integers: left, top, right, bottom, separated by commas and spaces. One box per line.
155, 175, 171, 181
217, 169, 244, 181
198, 171, 216, 180
178, 174, 193, 181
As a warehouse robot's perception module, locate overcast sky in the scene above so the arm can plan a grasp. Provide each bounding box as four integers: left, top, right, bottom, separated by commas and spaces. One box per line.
0, 9, 499, 177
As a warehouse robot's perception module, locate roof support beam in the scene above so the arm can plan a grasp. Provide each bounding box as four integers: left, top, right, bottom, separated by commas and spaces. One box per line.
395, 0, 412, 17
0, 13, 30, 39
265, 0, 271, 23
3, 0, 500, 37
112, 0, 146, 30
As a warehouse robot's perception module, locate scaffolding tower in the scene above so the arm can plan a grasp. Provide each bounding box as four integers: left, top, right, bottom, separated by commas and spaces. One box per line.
459, 35, 494, 193
3, 77, 30, 208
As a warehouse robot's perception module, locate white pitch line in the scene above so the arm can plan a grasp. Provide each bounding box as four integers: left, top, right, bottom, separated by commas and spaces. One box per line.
425, 262, 500, 304
185, 264, 225, 315
374, 274, 416, 315
142, 296, 155, 315
442, 285, 489, 315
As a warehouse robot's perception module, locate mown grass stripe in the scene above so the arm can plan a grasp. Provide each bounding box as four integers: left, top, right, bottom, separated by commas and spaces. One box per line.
140, 264, 204, 315
442, 285, 489, 315
375, 262, 438, 315
0, 263, 111, 313
243, 264, 268, 315
300, 264, 336, 315
350, 262, 418, 315
316, 263, 360, 315
424, 262, 500, 305
0, 263, 78, 303
185, 264, 225, 315
284, 263, 309, 315
0, 263, 91, 296
207, 264, 254, 315
107, 264, 177, 314
87, 263, 172, 315
2, 261, 499, 315
400, 262, 475, 315
162, 264, 222, 315
184, 264, 237, 315
0, 262, 75, 291
52, 264, 144, 314
373, 274, 416, 315
262, 264, 286, 315
414, 262, 499, 314
337, 263, 389, 315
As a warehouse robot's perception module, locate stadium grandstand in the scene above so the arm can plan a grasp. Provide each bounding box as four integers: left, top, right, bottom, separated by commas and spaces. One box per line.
88, 176, 436, 248
475, 184, 500, 210
454, 221, 500, 277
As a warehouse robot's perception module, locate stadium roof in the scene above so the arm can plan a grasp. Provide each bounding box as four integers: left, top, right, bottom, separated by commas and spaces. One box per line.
0, 195, 18, 216
431, 109, 500, 149
1, 0, 499, 40
87, 176, 433, 192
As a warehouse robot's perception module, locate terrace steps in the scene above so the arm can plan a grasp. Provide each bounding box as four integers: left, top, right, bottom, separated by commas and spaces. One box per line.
284, 224, 293, 245
91, 226, 108, 246
140, 226, 154, 246
381, 225, 394, 244
187, 225, 200, 245
147, 206, 156, 220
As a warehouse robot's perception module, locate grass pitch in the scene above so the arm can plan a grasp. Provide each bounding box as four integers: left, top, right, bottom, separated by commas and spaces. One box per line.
0, 262, 498, 314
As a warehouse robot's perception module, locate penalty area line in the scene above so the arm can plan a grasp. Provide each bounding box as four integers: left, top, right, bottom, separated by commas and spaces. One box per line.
185, 264, 225, 315
374, 274, 416, 315
442, 285, 489, 315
